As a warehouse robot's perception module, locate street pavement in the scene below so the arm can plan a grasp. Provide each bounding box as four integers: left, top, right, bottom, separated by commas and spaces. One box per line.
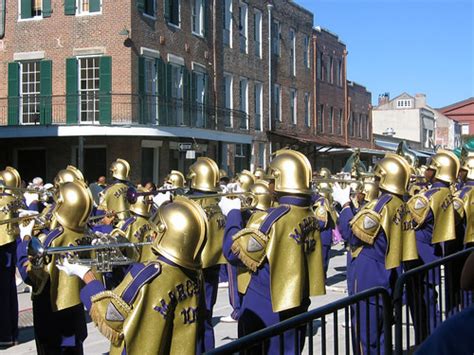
1, 244, 349, 354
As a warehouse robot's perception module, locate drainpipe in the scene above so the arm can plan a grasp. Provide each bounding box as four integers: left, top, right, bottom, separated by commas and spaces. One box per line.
267, 4, 273, 157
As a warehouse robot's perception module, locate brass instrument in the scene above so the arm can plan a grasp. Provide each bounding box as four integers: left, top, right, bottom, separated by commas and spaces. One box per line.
86, 210, 131, 223
0, 213, 47, 227
126, 187, 188, 204
312, 177, 359, 184
28, 229, 152, 273
0, 185, 56, 201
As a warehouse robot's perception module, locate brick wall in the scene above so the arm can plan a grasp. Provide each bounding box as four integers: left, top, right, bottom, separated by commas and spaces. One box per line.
348, 81, 372, 149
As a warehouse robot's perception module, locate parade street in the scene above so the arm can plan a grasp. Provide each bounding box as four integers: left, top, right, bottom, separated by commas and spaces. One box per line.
3, 245, 348, 354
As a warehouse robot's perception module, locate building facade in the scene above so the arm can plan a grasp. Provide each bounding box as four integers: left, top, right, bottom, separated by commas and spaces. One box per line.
439, 97, 474, 136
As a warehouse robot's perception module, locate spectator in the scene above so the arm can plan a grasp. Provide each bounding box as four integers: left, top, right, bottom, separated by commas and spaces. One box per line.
89, 176, 107, 206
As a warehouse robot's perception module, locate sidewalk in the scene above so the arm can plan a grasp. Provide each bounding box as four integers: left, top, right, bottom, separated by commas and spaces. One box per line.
1, 244, 349, 354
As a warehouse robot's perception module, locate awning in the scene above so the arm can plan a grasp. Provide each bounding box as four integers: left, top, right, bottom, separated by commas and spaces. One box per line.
269, 131, 350, 148
375, 139, 434, 158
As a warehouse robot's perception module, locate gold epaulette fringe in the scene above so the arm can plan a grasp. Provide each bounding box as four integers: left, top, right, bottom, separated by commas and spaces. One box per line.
352, 228, 377, 245
90, 303, 124, 346
231, 243, 258, 272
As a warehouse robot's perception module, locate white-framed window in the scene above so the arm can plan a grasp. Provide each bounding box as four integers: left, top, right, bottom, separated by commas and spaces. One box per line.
358, 113, 363, 137
192, 0, 204, 36
303, 35, 310, 69
239, 2, 248, 54
337, 59, 343, 86
326, 56, 331, 83
462, 124, 470, 135
329, 56, 334, 84
254, 82, 263, 131
337, 108, 343, 135
166, 0, 180, 27
304, 93, 310, 127
224, 73, 233, 127
397, 99, 412, 108
223, 0, 232, 47
290, 89, 297, 125
328, 106, 334, 134
272, 19, 280, 56
258, 142, 266, 169
239, 77, 248, 129
274, 84, 281, 122
20, 61, 41, 124
289, 28, 296, 77
79, 56, 100, 123
77, 0, 102, 15
317, 51, 323, 80
254, 9, 262, 58
170, 63, 184, 125
144, 57, 158, 123
423, 128, 433, 148
19, 0, 43, 19
193, 69, 207, 128
317, 104, 324, 133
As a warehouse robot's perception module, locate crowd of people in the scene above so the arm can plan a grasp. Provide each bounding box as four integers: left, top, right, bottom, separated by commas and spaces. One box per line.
0, 144, 473, 354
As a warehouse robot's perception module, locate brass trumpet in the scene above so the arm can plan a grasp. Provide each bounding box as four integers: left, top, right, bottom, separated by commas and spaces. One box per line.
86, 210, 131, 223
126, 187, 188, 204
312, 177, 359, 184
187, 192, 259, 210
28, 229, 152, 273
0, 213, 47, 226
0, 185, 56, 199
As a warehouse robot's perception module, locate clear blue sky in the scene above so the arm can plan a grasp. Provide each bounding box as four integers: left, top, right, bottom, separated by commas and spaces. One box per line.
296, 0, 474, 108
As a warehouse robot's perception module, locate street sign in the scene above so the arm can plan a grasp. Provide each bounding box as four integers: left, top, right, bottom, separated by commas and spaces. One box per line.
178, 143, 193, 151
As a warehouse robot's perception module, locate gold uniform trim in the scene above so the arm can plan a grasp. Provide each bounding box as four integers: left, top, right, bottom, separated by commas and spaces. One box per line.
350, 208, 382, 246
407, 195, 430, 226
231, 228, 269, 272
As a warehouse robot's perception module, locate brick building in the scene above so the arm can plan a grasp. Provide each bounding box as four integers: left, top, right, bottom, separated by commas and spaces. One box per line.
439, 97, 474, 136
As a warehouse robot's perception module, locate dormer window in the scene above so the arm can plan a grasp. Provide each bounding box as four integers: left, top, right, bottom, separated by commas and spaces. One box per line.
397, 99, 412, 108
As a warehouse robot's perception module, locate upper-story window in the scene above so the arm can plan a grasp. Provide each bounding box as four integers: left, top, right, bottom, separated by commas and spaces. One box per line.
142, 0, 156, 17
289, 29, 296, 77
254, 10, 262, 58
397, 99, 412, 108
224, 73, 233, 128
20, 61, 41, 124
317, 51, 323, 80
64, 0, 101, 16
79, 57, 100, 123
254, 82, 263, 131
329, 56, 334, 84
165, 0, 180, 27
326, 56, 331, 83
20, 0, 50, 19
337, 109, 343, 135
239, 2, 248, 54
239, 77, 248, 129
223, 0, 232, 47
290, 89, 297, 125
317, 104, 324, 133
304, 93, 310, 127
328, 106, 334, 134
192, 0, 204, 36
272, 20, 280, 56
274, 84, 281, 122
337, 59, 343, 86
303, 35, 310, 69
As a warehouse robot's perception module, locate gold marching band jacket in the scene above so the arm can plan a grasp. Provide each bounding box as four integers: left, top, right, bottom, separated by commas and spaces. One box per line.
453, 184, 474, 244
0, 194, 21, 246
89, 261, 202, 355
350, 194, 418, 269
407, 187, 456, 244
120, 215, 156, 263
232, 203, 326, 312
99, 182, 131, 223
313, 195, 338, 228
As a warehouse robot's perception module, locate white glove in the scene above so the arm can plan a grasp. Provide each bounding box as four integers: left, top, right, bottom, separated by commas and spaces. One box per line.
56, 257, 91, 279
218, 197, 242, 217
153, 191, 171, 207
18, 210, 39, 240
332, 183, 351, 206
24, 192, 40, 207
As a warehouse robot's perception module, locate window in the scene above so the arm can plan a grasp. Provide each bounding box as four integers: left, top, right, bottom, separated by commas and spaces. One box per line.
303, 35, 310, 69
397, 99, 412, 108
273, 84, 281, 122
272, 20, 280, 56
79, 57, 100, 123
223, 0, 232, 47
20, 0, 45, 18
20, 61, 40, 124
289, 28, 296, 76
144, 58, 158, 123
192, 0, 204, 35
328, 106, 333, 134
258, 142, 265, 169
337, 59, 342, 86
77, 0, 101, 15
348, 111, 354, 136
254, 82, 263, 131
366, 115, 370, 139
170, 63, 184, 125
254, 10, 262, 58
462, 124, 470, 135
224, 74, 233, 127
358, 113, 363, 137
317, 51, 323, 80
423, 129, 433, 148
328, 56, 333, 84
317, 104, 324, 133
193, 70, 207, 128
239, 78, 248, 129
239, 3, 248, 54
337, 109, 343, 135
235, 144, 250, 172
304, 93, 310, 127
166, 0, 180, 27
290, 89, 297, 125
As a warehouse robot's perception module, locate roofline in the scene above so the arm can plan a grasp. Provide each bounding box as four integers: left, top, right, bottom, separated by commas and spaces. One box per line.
289, 0, 315, 18
313, 26, 346, 46
437, 97, 474, 112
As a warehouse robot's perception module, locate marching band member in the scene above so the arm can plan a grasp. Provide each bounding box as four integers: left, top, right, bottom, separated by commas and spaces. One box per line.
0, 167, 22, 348
341, 153, 416, 353
453, 154, 474, 247
17, 180, 93, 354
187, 157, 226, 351
58, 197, 207, 355
222, 149, 325, 354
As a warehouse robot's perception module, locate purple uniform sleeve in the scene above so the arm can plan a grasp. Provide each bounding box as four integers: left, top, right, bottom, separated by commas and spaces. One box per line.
338, 206, 355, 243
222, 209, 245, 267
16, 239, 32, 285
80, 280, 106, 311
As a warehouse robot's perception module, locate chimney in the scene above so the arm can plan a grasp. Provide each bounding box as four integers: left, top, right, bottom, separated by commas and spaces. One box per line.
378, 92, 390, 106
415, 93, 426, 107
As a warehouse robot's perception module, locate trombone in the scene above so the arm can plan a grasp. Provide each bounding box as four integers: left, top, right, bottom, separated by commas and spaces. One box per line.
28, 229, 152, 273
0, 213, 48, 227
187, 191, 259, 212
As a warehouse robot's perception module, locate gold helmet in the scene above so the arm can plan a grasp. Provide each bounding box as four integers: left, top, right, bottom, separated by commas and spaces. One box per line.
110, 159, 130, 181
373, 153, 411, 196
187, 157, 220, 192
461, 155, 474, 180
0, 166, 21, 189
427, 150, 460, 184
319, 168, 332, 179
318, 188, 334, 205
249, 180, 272, 210
237, 170, 255, 192
269, 149, 312, 195
129, 187, 152, 218
219, 169, 228, 179
362, 181, 380, 202
54, 165, 85, 187
254, 168, 265, 180
165, 170, 186, 188
152, 196, 207, 270
53, 180, 93, 232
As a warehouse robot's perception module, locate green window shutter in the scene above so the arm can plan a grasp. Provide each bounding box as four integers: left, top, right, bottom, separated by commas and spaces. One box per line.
182, 66, 190, 126
137, 0, 145, 12
21, 0, 32, 19
66, 58, 78, 124
203, 0, 209, 38
64, 0, 77, 15
90, 0, 101, 13
7, 62, 20, 125
157, 58, 166, 125
39, 60, 52, 125
138, 56, 146, 124
99, 56, 112, 125
204, 73, 210, 127
164, 0, 170, 21
42, 0, 52, 17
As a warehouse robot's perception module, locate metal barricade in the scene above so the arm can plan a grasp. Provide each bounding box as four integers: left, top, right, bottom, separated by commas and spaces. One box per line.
393, 247, 474, 353
207, 287, 393, 355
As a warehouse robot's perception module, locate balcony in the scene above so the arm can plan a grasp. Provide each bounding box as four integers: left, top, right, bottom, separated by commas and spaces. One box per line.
0, 94, 250, 134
